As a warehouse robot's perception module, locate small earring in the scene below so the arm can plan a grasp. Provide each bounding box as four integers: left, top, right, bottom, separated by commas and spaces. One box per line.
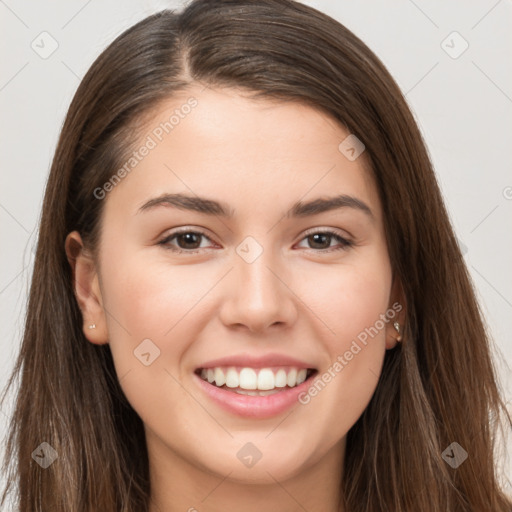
393, 321, 402, 342
88, 324, 96, 329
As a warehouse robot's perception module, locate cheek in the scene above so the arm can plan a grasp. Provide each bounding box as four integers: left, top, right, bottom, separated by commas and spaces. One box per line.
300, 257, 391, 348
336, 265, 391, 364
98, 252, 205, 421
295, 257, 391, 412
336, 270, 390, 345
101, 248, 210, 340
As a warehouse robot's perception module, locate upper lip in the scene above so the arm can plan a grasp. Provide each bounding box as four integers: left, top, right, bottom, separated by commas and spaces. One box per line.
195, 352, 317, 370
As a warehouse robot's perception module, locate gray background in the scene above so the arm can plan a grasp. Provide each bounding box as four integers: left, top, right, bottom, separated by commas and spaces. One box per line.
1, 0, 511, 503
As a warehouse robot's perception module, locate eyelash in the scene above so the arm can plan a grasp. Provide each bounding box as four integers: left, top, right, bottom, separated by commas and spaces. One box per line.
157, 227, 354, 254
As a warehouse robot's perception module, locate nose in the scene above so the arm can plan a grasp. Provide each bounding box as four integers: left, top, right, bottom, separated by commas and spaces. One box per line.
218, 242, 297, 334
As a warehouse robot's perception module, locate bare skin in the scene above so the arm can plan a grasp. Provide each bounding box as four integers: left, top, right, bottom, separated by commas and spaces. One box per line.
66, 84, 405, 512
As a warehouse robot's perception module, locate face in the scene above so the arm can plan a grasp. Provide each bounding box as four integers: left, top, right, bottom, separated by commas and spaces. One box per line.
67, 84, 403, 488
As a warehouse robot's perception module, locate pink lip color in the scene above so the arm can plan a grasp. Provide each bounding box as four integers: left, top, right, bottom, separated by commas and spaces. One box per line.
193, 371, 315, 419
196, 352, 314, 371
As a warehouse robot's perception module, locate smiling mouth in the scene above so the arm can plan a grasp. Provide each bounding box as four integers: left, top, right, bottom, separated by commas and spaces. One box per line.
194, 366, 318, 396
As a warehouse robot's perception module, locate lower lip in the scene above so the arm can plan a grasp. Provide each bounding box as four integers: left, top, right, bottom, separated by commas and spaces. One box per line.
193, 371, 317, 419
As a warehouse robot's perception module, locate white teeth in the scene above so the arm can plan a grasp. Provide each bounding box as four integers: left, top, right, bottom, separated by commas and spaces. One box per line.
214, 367, 226, 387
225, 368, 239, 388
198, 366, 313, 391
239, 368, 257, 389
286, 368, 297, 387
296, 368, 307, 385
274, 369, 287, 388
234, 388, 282, 396
257, 369, 275, 390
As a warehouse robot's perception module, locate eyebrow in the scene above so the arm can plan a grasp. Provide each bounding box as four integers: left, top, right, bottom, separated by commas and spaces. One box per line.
137, 193, 375, 222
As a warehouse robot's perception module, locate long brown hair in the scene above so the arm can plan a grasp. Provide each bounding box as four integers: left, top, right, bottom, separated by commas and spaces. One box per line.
1, 1, 510, 510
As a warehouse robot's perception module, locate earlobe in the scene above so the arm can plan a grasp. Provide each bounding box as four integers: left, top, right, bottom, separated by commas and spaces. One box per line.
64, 231, 109, 345
385, 324, 402, 350
385, 275, 407, 349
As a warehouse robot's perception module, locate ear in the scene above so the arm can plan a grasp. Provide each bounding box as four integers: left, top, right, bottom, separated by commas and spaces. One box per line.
385, 274, 407, 350
65, 231, 108, 345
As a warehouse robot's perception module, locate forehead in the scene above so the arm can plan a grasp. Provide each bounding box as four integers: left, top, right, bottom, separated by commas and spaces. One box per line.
104, 84, 381, 225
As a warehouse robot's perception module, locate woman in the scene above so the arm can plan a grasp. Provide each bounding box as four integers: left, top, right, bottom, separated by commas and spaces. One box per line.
1, 0, 510, 510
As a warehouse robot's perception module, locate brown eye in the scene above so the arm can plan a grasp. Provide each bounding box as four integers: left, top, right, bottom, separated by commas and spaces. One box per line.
158, 229, 213, 253
158, 228, 353, 255
297, 230, 353, 253
173, 232, 203, 250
